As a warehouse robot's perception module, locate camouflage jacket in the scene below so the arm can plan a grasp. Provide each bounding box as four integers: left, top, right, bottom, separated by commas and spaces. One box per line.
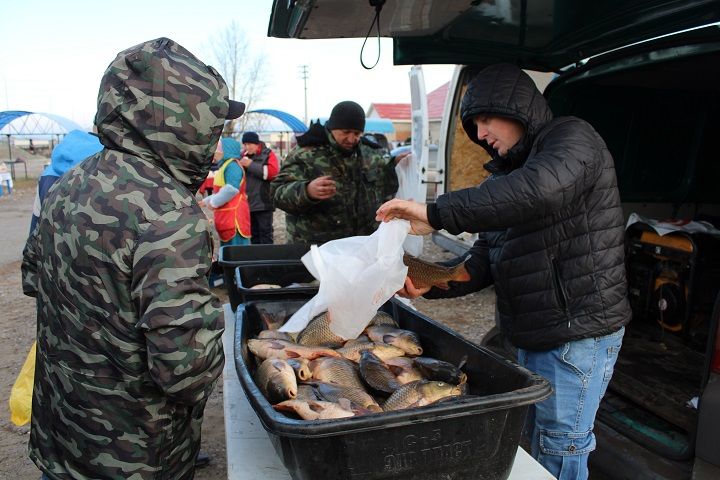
271, 125, 399, 244
21, 38, 229, 480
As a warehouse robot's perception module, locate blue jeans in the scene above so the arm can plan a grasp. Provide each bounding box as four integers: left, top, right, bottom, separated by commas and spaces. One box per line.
518, 327, 624, 480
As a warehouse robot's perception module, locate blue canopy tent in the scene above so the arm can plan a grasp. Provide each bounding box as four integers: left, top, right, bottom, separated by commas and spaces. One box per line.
240, 109, 308, 157
248, 109, 307, 133
318, 116, 394, 134
1, 110, 84, 160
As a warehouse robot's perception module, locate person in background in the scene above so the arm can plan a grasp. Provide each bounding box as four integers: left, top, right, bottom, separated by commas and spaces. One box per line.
376, 63, 630, 480
271, 100, 399, 245
22, 37, 244, 480
28, 129, 103, 234
238, 131, 279, 244
199, 138, 223, 197
204, 136, 252, 246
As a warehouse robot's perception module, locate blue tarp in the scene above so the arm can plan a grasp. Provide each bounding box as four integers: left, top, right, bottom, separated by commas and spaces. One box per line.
318, 116, 394, 134
247, 109, 307, 133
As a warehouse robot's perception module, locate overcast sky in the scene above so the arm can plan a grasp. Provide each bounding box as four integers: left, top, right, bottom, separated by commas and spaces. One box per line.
0, 0, 455, 131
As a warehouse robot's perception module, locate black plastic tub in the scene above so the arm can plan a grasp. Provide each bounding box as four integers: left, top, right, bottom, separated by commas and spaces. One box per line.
218, 244, 316, 310
234, 298, 552, 480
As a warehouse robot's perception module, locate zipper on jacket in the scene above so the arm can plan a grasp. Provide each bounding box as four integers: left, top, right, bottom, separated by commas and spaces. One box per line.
550, 255, 571, 326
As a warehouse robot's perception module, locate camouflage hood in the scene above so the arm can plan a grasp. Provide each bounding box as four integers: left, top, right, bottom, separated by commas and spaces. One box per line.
94, 37, 231, 192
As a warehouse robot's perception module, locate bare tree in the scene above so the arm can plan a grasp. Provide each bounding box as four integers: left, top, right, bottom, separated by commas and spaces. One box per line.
208, 21, 268, 135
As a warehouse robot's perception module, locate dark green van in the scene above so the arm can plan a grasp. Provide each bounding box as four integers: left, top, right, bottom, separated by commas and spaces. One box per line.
268, 1, 720, 478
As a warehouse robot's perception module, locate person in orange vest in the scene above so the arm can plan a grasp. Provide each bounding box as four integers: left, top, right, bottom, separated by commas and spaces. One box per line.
204, 137, 251, 246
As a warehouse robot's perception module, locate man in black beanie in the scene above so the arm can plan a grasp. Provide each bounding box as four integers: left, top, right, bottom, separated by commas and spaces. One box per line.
239, 131, 279, 244
271, 100, 399, 244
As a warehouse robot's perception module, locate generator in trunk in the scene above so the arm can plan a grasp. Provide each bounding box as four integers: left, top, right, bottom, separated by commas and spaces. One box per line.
599, 222, 720, 460
218, 244, 316, 311
233, 298, 552, 480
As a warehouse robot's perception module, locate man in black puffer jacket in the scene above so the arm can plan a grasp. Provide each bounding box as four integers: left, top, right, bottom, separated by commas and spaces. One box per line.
376, 63, 631, 480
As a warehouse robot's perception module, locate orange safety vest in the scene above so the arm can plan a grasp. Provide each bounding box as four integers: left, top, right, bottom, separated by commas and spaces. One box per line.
213, 159, 251, 241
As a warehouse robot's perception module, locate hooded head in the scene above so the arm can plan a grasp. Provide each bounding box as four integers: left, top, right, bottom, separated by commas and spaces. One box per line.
93, 37, 244, 191
43, 130, 103, 178
460, 64, 553, 171
220, 137, 242, 161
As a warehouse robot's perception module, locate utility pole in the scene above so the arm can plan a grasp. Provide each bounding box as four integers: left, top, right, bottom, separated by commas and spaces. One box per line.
298, 65, 309, 125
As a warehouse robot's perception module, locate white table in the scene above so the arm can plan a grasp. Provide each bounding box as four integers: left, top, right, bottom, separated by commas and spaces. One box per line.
221, 304, 556, 480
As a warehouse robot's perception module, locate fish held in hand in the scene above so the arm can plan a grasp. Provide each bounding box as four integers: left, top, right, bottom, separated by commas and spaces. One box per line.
403, 254, 471, 290
256, 358, 298, 404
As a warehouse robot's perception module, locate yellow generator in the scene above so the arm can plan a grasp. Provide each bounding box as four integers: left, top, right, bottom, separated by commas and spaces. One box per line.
625, 223, 720, 347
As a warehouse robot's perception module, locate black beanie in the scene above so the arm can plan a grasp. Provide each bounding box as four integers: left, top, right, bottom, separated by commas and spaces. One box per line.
326, 101, 365, 131
241, 131, 260, 144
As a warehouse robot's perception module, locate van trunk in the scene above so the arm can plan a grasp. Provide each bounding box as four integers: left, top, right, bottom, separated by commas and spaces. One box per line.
545, 45, 720, 464
441, 45, 720, 473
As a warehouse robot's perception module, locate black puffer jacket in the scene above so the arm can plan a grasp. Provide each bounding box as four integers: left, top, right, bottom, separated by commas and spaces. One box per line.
426, 64, 631, 350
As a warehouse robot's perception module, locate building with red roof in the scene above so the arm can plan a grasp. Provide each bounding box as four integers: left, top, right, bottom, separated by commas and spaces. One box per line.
366, 82, 449, 146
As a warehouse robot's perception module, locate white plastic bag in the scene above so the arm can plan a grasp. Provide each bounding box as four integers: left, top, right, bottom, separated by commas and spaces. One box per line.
394, 152, 424, 256
280, 220, 410, 339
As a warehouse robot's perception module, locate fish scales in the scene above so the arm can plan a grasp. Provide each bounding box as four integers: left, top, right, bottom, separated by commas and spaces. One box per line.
403, 254, 471, 290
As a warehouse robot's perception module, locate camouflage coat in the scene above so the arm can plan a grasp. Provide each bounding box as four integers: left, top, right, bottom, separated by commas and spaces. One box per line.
21, 38, 229, 480
271, 125, 399, 244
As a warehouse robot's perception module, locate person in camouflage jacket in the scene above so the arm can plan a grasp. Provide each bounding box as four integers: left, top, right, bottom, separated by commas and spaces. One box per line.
21, 37, 245, 480
271, 101, 399, 245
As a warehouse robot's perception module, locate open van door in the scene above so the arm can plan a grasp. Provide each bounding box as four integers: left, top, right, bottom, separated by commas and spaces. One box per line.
393, 65, 430, 256
408, 65, 430, 204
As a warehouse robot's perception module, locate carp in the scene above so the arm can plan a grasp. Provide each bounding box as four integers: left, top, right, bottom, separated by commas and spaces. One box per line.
413, 356, 468, 385
307, 381, 382, 412
365, 325, 423, 356
403, 254, 471, 290
358, 350, 401, 394
273, 399, 357, 420
336, 341, 405, 363
258, 308, 287, 330
309, 357, 366, 390
255, 358, 298, 404
286, 358, 312, 381
368, 310, 398, 328
384, 356, 425, 384
343, 334, 371, 348
257, 329, 295, 342
296, 311, 345, 348
248, 338, 341, 361
383, 380, 464, 412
